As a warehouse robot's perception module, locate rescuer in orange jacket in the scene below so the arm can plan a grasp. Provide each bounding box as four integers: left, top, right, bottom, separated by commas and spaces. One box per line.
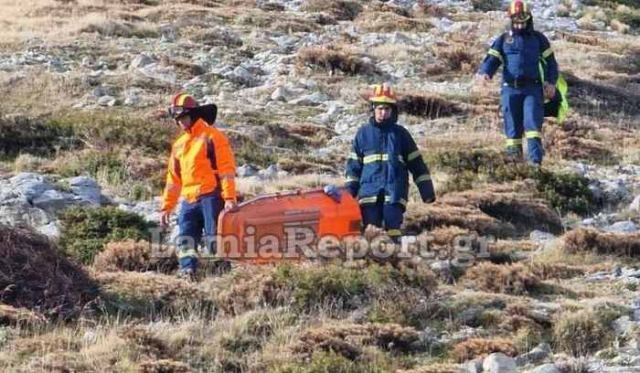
160, 93, 237, 279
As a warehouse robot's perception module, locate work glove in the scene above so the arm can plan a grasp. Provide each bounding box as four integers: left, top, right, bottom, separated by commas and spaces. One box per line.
418, 181, 436, 204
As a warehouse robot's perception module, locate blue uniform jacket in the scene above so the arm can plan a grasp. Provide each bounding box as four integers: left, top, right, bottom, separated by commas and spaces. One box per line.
479, 29, 558, 85
345, 115, 435, 207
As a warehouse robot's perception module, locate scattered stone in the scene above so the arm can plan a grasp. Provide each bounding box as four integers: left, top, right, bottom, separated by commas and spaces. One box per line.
68, 176, 102, 206
516, 343, 552, 366
98, 95, 117, 107
483, 352, 516, 373
630, 196, 640, 212
130, 53, 155, 69
605, 221, 638, 234
530, 230, 556, 242
237, 164, 259, 178
528, 363, 561, 373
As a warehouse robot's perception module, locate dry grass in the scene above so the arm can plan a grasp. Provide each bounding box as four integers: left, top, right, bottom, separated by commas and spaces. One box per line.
563, 228, 640, 256
398, 365, 462, 373
0, 304, 46, 327
300, 0, 363, 20
544, 121, 618, 164
527, 262, 586, 280
405, 190, 563, 239
452, 338, 517, 362
291, 322, 421, 360
93, 240, 177, 273
463, 263, 541, 295
355, 10, 432, 32
297, 46, 378, 76
94, 271, 214, 317
553, 309, 613, 356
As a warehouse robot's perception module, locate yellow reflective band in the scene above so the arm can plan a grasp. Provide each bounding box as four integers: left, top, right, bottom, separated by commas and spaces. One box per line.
362, 154, 405, 164
387, 229, 402, 237
415, 174, 431, 183
359, 196, 378, 204
346, 176, 359, 183
505, 138, 523, 147
363, 154, 384, 164
542, 48, 553, 59
177, 249, 197, 259
383, 196, 407, 206
348, 152, 360, 161
407, 150, 421, 161
525, 131, 541, 139
488, 48, 503, 63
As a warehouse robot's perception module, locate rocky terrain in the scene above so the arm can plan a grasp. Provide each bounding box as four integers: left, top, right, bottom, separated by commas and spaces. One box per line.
1, 0, 640, 371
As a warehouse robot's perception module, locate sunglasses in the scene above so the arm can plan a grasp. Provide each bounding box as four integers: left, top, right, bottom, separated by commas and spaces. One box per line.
168, 106, 191, 119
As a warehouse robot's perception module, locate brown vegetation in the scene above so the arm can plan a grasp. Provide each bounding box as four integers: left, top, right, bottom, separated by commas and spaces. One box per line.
297, 46, 378, 76
0, 225, 97, 319
397, 93, 465, 119
463, 263, 541, 295
563, 228, 640, 256
93, 240, 177, 273
452, 338, 517, 362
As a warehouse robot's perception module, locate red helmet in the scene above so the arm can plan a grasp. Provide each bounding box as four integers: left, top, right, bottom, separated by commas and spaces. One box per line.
507, 0, 531, 23
168, 93, 198, 118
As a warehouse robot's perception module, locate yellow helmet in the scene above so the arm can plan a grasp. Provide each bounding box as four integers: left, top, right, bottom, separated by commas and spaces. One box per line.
369, 83, 397, 105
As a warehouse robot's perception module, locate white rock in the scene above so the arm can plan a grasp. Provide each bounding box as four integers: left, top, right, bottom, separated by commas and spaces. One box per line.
270, 86, 292, 102
289, 92, 330, 106
463, 358, 483, 373
530, 230, 556, 242
32, 189, 75, 213
36, 221, 61, 239
68, 176, 102, 206
237, 164, 258, 178
130, 53, 155, 69
483, 353, 516, 373
529, 364, 561, 373
630, 195, 640, 212
98, 95, 117, 107
613, 316, 636, 337
605, 221, 638, 234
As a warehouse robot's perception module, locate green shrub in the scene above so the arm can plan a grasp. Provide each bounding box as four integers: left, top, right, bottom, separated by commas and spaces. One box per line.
59, 206, 154, 264
272, 263, 436, 312
471, 0, 502, 11
0, 116, 78, 159
49, 113, 175, 156
274, 350, 390, 373
533, 169, 595, 215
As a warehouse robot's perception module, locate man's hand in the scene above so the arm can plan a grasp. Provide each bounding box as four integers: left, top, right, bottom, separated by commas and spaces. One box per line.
160, 210, 172, 227
544, 82, 556, 100
476, 73, 491, 83
224, 200, 237, 211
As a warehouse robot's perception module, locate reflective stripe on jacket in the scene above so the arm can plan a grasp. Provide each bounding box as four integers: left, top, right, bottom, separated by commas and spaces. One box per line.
345, 116, 435, 206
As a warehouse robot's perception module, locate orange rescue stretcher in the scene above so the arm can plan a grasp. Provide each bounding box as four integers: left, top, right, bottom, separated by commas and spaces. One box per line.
216, 187, 361, 263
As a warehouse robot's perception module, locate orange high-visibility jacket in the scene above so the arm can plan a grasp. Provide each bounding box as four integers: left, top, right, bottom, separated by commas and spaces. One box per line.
161, 118, 237, 212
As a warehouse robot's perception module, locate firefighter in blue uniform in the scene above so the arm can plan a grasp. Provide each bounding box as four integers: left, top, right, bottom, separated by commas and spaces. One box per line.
345, 83, 436, 243
477, 0, 559, 165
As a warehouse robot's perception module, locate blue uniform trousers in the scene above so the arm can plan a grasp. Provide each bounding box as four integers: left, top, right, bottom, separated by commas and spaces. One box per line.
501, 85, 545, 164
360, 193, 404, 243
176, 192, 223, 272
